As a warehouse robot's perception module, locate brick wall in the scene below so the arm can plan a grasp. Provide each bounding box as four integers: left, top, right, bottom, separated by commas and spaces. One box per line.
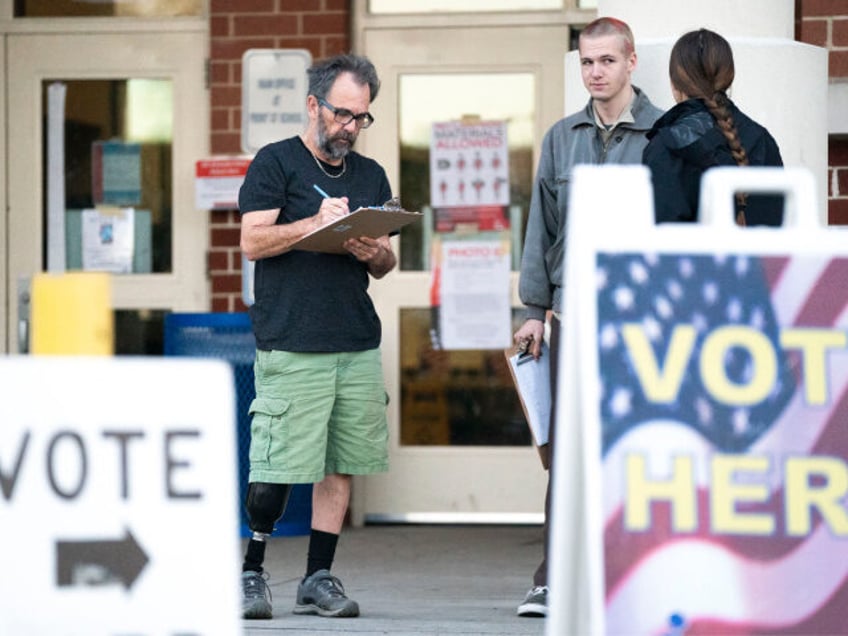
797, 0, 848, 225
208, 2, 846, 311
207, 0, 351, 312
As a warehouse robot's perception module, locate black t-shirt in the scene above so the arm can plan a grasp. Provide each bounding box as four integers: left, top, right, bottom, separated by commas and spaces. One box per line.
238, 136, 392, 352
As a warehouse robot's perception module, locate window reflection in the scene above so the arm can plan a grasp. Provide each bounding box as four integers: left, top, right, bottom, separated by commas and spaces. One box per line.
398, 73, 535, 271
16, 0, 202, 17
127, 80, 173, 142
44, 79, 173, 273
114, 309, 166, 354
400, 307, 531, 446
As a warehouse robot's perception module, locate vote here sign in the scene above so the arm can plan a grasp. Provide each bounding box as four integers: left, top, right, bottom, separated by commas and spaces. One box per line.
0, 356, 241, 636
547, 166, 848, 636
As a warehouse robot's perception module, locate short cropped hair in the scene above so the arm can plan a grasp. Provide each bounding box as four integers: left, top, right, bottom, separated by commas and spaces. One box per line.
579, 16, 635, 56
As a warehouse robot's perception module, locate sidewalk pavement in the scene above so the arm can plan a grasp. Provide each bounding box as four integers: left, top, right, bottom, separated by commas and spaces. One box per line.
241, 524, 548, 635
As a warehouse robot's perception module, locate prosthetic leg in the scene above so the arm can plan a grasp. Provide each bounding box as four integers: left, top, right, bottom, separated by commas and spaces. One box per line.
242, 481, 292, 572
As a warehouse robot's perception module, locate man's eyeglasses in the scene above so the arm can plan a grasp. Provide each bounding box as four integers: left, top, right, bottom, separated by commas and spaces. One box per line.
318, 98, 375, 129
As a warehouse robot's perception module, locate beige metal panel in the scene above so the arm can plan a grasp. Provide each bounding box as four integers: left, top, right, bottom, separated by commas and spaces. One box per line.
352, 1, 593, 35
0, 36, 6, 349
6, 30, 209, 351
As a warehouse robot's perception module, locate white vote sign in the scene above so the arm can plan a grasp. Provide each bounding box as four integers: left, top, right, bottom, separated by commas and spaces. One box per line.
0, 356, 241, 636
546, 165, 848, 636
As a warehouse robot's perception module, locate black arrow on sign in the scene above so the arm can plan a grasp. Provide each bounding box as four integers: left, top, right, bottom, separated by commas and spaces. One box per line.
56, 528, 149, 591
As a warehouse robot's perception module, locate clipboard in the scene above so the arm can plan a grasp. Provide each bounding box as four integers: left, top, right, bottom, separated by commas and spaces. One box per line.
505, 340, 551, 468
291, 205, 422, 254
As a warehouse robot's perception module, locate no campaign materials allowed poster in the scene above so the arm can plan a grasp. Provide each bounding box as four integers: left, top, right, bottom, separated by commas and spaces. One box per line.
430, 120, 509, 208
547, 166, 848, 636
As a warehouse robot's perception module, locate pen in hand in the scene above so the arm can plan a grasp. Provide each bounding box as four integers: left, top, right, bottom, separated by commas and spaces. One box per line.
313, 184, 350, 224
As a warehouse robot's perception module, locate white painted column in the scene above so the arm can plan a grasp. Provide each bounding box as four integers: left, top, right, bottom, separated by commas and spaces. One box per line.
564, 0, 829, 224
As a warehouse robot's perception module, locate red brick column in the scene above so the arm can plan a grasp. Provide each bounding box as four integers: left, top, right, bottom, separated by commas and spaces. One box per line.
798, 0, 848, 225
208, 0, 351, 312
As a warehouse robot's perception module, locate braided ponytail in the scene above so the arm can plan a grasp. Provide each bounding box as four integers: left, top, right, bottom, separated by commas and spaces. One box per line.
704, 91, 749, 225
669, 29, 749, 225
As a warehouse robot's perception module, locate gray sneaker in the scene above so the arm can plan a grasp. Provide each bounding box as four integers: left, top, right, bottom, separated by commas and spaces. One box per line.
294, 569, 360, 618
242, 570, 272, 619
517, 585, 548, 617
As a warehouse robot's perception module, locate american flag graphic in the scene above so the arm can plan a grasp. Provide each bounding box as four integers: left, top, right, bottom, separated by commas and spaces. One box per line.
596, 252, 848, 635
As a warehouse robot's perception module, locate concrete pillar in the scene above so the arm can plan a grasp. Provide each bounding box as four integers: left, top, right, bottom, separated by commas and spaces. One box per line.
565, 0, 829, 224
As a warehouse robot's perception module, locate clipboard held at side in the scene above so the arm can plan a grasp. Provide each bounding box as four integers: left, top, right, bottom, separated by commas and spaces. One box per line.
505, 339, 551, 468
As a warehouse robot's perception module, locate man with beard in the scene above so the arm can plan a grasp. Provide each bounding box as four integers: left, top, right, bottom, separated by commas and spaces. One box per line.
237, 53, 396, 621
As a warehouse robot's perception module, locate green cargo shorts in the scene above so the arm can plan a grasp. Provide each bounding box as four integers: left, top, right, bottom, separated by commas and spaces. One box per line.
247, 348, 389, 484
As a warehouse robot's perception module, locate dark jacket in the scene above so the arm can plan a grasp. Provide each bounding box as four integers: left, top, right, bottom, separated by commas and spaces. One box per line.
643, 98, 784, 226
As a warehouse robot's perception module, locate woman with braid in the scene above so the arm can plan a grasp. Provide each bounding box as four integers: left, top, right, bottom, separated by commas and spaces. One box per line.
643, 28, 784, 225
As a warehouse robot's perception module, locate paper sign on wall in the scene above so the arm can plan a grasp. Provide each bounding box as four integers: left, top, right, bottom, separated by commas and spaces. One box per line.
81, 207, 134, 273
92, 141, 142, 206
195, 157, 252, 210
437, 238, 511, 350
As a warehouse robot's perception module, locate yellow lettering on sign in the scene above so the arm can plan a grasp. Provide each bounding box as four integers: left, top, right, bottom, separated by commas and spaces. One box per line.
710, 454, 773, 535
700, 326, 776, 405
625, 454, 696, 532
785, 456, 848, 536
622, 323, 848, 407
780, 328, 848, 405
621, 324, 696, 403
622, 452, 848, 538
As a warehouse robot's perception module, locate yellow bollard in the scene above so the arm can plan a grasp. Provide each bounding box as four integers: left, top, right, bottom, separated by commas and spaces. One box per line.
30, 272, 114, 355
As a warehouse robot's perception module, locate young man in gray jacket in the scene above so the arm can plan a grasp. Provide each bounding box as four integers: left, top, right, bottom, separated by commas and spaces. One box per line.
512, 16, 663, 617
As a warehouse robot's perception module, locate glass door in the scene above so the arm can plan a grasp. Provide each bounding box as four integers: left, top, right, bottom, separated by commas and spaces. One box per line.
356, 21, 574, 522
6, 28, 208, 353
